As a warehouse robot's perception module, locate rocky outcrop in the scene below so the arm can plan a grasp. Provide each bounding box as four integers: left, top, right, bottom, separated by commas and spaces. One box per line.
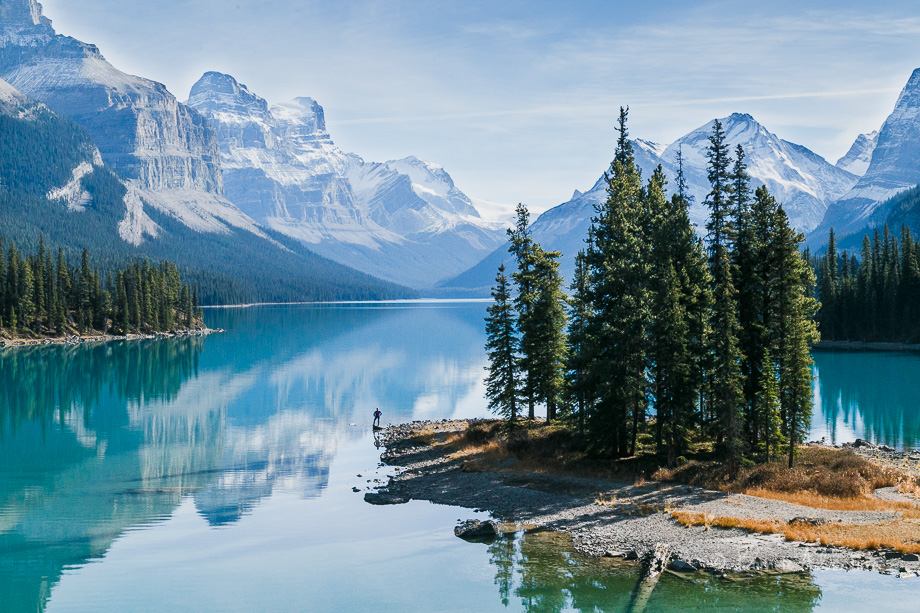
836, 131, 879, 177
454, 519, 499, 542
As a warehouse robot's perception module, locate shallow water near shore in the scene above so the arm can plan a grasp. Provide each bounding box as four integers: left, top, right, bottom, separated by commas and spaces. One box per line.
0, 301, 918, 612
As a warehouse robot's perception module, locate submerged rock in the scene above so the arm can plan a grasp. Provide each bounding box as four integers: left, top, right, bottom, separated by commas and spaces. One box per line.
454, 520, 499, 542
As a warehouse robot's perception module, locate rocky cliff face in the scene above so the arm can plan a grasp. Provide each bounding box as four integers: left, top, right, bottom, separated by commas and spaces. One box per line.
836, 131, 879, 177
187, 71, 505, 288
0, 0, 263, 244
816, 69, 920, 238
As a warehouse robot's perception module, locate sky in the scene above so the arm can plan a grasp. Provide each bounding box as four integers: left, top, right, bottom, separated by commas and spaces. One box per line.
38, 0, 920, 218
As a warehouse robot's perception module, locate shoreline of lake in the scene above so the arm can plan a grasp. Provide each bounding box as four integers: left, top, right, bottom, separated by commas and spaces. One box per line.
813, 340, 920, 352
0, 327, 222, 349
375, 420, 920, 578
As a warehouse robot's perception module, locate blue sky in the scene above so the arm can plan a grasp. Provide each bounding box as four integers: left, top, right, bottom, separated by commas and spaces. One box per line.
40, 0, 920, 216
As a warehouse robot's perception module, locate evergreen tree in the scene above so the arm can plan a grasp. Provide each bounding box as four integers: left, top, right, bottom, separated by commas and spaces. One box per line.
583, 107, 650, 457
508, 204, 539, 419
484, 264, 521, 422
565, 251, 592, 433
769, 207, 819, 468
703, 123, 745, 476
529, 247, 568, 422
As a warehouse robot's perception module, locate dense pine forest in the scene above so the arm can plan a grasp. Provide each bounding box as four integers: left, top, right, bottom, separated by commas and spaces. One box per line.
0, 234, 204, 339
816, 225, 920, 343
486, 108, 818, 470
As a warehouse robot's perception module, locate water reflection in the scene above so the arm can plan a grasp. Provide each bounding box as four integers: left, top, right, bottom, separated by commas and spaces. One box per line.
812, 350, 920, 449
489, 531, 822, 612
0, 302, 491, 612
1, 304, 919, 611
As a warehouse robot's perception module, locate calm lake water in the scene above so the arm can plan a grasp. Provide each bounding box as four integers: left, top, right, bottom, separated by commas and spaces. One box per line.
1, 301, 919, 612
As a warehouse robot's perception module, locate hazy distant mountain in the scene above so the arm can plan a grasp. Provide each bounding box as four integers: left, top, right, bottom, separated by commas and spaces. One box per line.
186, 71, 506, 288
815, 69, 920, 239
444, 113, 857, 294
836, 131, 879, 177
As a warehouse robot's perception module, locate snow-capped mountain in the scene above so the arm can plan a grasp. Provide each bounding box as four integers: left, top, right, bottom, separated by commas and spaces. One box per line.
836, 131, 879, 177
0, 0, 266, 245
815, 69, 920, 238
186, 71, 505, 288
444, 113, 858, 293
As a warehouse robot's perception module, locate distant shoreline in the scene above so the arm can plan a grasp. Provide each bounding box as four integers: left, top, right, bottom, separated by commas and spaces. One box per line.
201, 298, 491, 309
0, 328, 221, 349
812, 340, 920, 353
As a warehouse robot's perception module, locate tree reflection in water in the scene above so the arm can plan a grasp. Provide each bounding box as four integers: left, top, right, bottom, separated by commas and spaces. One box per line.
488, 530, 822, 612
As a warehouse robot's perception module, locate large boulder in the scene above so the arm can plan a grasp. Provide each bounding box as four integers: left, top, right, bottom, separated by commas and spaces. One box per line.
454, 519, 499, 542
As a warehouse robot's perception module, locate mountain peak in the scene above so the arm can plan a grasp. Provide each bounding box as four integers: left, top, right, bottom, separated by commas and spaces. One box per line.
892, 67, 920, 116
188, 71, 270, 120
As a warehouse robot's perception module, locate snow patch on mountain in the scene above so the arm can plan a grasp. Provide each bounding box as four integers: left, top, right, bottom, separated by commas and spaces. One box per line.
46, 151, 103, 211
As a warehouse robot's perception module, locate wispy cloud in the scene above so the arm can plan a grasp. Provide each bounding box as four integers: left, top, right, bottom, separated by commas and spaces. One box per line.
330, 88, 902, 126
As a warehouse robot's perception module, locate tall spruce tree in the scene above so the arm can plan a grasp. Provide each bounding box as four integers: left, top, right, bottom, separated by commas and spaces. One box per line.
769, 206, 819, 468
508, 204, 539, 419
704, 123, 745, 476
565, 251, 592, 433
529, 247, 568, 423
484, 264, 521, 423
583, 107, 650, 457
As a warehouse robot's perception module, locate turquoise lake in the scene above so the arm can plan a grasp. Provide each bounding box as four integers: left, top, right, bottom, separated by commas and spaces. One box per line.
1, 301, 919, 612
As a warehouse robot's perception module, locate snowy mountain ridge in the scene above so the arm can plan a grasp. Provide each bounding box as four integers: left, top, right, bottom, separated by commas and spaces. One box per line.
187, 71, 505, 288
815, 69, 920, 238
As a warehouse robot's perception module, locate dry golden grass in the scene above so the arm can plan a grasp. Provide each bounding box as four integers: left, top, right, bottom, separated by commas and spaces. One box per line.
672, 510, 920, 554
741, 488, 920, 514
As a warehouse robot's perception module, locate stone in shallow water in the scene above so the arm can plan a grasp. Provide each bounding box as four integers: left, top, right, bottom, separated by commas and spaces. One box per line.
364, 492, 410, 505
773, 559, 804, 573
669, 558, 697, 572
454, 520, 499, 542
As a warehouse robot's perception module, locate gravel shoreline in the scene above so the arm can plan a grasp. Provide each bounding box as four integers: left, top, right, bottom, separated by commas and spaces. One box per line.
0, 327, 222, 349
376, 420, 920, 577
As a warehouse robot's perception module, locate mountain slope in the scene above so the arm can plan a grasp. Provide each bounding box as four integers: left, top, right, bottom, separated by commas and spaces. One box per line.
443, 113, 856, 294
0, 75, 411, 303
0, 1, 410, 302
186, 71, 506, 288
836, 131, 879, 177
815, 69, 920, 238
0, 0, 264, 244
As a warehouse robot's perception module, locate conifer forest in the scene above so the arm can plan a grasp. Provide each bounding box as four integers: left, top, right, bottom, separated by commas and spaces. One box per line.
0, 234, 203, 338
485, 108, 819, 470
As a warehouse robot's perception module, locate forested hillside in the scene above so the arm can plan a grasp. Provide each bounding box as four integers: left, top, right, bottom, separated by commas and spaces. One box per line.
0, 89, 414, 304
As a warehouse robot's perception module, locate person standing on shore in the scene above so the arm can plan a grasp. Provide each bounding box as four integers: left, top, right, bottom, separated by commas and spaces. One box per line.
373, 408, 382, 428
